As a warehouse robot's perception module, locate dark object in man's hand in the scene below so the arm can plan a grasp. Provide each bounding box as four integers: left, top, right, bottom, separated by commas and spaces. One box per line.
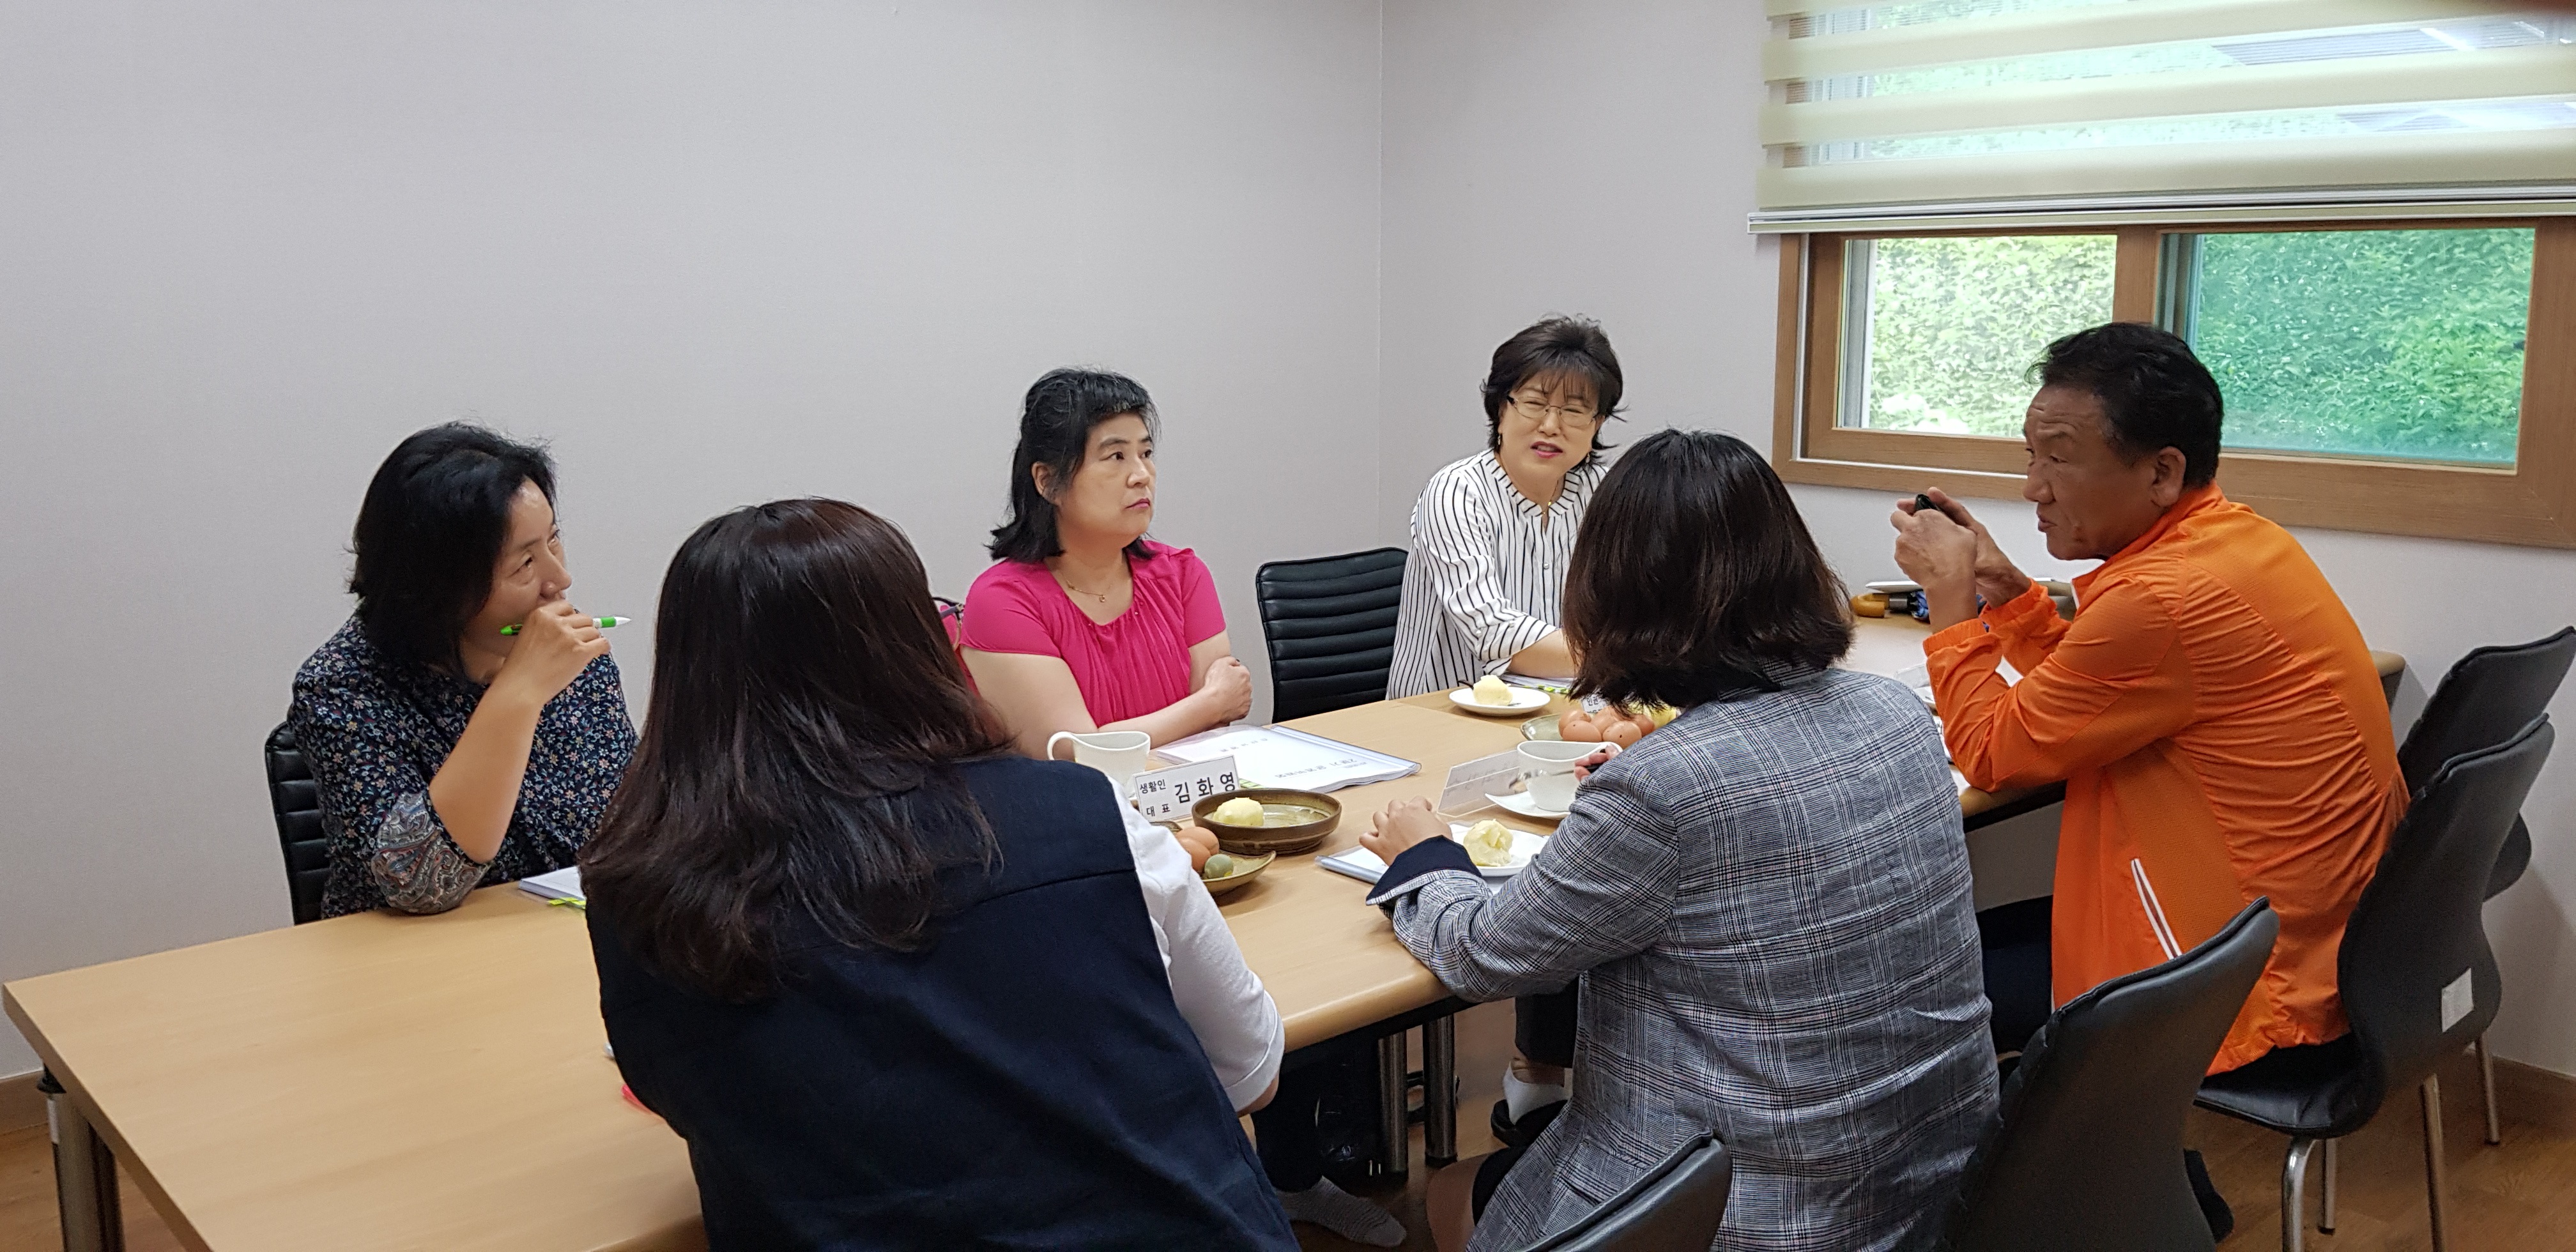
1915, 493, 1940, 517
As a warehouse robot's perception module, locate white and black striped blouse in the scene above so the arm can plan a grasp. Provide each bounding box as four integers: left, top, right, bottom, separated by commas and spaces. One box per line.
1387, 451, 1603, 699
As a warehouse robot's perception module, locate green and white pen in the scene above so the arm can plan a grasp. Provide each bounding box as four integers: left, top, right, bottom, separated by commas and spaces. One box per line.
499, 616, 631, 636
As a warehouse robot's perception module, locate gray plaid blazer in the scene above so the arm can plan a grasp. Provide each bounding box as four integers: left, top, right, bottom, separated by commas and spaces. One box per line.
1374, 666, 1995, 1251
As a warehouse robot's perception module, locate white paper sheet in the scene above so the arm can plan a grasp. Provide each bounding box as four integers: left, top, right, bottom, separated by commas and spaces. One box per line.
517, 865, 585, 903
1156, 725, 1416, 793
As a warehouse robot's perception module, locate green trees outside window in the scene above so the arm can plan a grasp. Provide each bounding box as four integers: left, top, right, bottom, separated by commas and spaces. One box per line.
1838, 226, 2533, 466
2181, 227, 2532, 464
1839, 234, 2115, 437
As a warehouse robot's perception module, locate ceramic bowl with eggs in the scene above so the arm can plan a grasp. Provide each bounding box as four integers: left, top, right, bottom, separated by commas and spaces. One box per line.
1198, 850, 1276, 896
1167, 823, 1280, 896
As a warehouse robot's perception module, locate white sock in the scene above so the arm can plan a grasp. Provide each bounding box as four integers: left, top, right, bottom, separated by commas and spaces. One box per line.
1277, 1177, 1406, 1247
1503, 1065, 1568, 1124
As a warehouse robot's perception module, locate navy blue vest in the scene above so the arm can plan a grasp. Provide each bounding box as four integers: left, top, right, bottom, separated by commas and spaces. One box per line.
590, 756, 1296, 1250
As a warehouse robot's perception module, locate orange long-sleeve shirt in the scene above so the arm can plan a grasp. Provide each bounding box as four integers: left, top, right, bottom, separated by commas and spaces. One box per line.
1926, 485, 2403, 1073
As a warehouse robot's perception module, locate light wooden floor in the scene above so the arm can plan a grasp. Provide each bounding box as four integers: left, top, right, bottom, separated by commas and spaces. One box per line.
0, 1122, 185, 1252
3, 1011, 2570, 1251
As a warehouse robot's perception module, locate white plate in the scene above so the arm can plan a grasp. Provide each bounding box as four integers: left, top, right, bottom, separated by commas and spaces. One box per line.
1450, 686, 1551, 716
1449, 821, 1550, 877
1485, 790, 1571, 821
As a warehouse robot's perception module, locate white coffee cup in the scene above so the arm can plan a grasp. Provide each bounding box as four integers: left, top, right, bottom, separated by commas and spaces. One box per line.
1516, 740, 1596, 813
1046, 729, 1153, 800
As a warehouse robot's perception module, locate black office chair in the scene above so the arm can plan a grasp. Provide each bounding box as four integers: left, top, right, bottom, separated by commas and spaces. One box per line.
264, 721, 330, 925
1515, 1131, 1731, 1252
1944, 898, 2278, 1252
2390, 627, 2574, 1145
2396, 626, 2573, 903
2197, 715, 2554, 1252
1254, 547, 1408, 722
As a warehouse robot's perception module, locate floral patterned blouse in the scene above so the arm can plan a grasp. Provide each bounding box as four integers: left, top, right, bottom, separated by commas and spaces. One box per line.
289, 617, 638, 918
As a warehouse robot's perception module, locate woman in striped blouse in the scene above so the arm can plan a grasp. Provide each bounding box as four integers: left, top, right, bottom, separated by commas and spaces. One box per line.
1387, 317, 1621, 701
1386, 315, 1625, 1149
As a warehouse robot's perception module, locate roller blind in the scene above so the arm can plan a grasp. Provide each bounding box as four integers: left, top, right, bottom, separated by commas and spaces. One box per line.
1754, 0, 2576, 231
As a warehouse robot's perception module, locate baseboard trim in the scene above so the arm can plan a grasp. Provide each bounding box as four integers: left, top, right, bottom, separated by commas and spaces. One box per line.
0, 1069, 42, 1134
2496, 1056, 2576, 1134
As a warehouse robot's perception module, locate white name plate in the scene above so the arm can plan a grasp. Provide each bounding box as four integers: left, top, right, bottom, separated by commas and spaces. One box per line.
1133, 755, 1243, 823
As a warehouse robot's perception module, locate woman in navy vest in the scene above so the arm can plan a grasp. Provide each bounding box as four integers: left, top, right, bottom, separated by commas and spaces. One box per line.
581, 498, 1295, 1251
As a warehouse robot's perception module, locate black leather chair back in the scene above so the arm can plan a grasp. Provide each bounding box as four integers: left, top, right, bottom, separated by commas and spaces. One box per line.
1520, 1131, 1731, 1252
264, 721, 330, 924
1946, 898, 2280, 1252
1254, 547, 1408, 722
2394, 627, 2572, 899
2396, 628, 2574, 790
2341, 716, 2550, 1108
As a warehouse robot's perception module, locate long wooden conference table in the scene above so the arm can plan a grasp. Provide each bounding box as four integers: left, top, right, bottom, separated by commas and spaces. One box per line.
4, 617, 2402, 1251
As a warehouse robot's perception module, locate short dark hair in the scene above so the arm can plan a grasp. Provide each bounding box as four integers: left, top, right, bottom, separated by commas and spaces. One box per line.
349, 423, 556, 674
1563, 430, 1850, 709
987, 369, 1158, 563
581, 498, 1016, 1002
1481, 317, 1623, 468
2030, 323, 2225, 487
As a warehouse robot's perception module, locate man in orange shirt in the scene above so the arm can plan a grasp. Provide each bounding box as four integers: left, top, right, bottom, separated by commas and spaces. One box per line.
1890, 323, 2404, 1228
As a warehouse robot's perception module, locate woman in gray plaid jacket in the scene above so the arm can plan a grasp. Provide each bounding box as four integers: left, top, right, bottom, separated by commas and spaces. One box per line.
1362, 431, 1996, 1252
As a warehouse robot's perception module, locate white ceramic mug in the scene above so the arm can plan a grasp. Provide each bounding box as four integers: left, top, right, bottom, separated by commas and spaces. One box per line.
1516, 740, 1596, 812
1046, 729, 1154, 800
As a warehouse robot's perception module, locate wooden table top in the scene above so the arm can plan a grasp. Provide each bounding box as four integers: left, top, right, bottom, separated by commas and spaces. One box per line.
1211, 696, 1531, 1049
4, 891, 700, 1252
2, 615, 2402, 1251
0, 690, 1554, 1252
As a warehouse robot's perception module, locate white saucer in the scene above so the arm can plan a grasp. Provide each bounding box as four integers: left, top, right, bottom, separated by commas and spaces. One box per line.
1448, 821, 1550, 877
1450, 686, 1552, 716
1485, 790, 1572, 821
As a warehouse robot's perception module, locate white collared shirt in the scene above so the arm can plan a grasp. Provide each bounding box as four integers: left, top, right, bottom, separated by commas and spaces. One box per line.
1118, 801, 1284, 1111
1387, 450, 1602, 699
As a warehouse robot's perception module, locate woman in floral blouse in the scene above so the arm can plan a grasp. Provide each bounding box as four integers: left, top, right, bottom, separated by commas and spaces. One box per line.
290, 424, 636, 918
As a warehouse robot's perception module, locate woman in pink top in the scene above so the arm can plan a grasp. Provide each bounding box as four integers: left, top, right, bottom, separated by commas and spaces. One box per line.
962, 369, 1254, 758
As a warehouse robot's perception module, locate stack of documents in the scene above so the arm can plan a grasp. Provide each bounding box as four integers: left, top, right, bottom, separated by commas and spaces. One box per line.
1157, 725, 1416, 793
518, 865, 585, 905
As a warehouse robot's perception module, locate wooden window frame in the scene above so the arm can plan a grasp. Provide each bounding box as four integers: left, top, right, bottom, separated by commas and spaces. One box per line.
1770, 218, 2576, 548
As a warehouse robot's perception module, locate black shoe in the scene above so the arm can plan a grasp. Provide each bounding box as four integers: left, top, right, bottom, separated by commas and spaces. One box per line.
1487, 1097, 1565, 1149
2184, 1149, 2234, 1242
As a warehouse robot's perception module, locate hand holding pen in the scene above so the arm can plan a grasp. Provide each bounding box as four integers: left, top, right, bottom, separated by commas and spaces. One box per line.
499, 616, 628, 635
491, 600, 614, 708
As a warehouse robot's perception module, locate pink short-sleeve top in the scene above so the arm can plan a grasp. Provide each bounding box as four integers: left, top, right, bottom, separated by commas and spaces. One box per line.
960, 540, 1228, 726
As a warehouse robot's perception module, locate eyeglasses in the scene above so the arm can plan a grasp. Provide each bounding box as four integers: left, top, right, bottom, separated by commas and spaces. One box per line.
1507, 394, 1602, 429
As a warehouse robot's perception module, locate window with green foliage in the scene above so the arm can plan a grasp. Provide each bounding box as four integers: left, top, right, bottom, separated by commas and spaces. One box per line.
1836, 234, 2116, 437
2172, 227, 2534, 465
1831, 226, 2535, 466
1779, 218, 2572, 547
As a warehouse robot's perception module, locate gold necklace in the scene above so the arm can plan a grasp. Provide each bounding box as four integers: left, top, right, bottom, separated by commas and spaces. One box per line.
1056, 563, 1128, 607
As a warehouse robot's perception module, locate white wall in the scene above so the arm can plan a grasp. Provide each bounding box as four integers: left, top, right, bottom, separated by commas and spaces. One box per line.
0, 0, 1383, 1078
1379, 0, 1767, 540
1379, 0, 2576, 1076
